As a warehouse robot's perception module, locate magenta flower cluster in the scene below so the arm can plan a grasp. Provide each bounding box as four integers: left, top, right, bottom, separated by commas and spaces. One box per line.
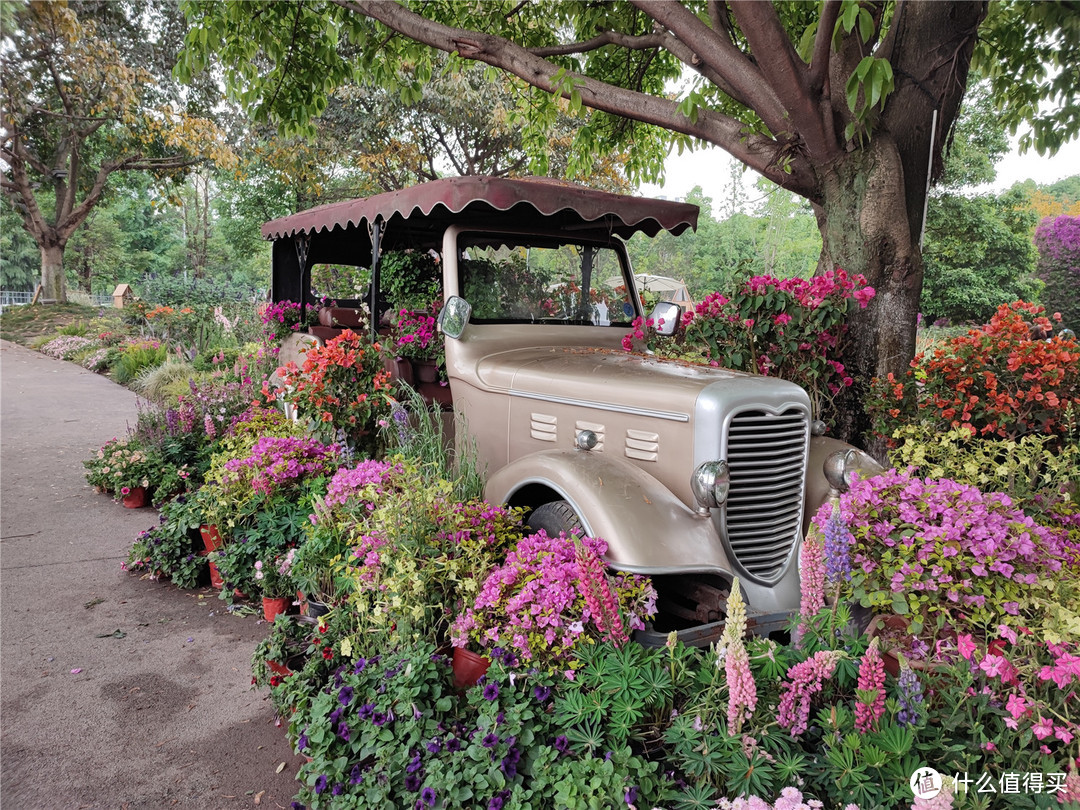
223, 435, 338, 495
840, 468, 1065, 628
392, 309, 440, 362
451, 530, 656, 667
321, 460, 404, 512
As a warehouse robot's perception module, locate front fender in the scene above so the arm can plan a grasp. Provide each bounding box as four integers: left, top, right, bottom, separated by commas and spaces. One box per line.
486, 450, 802, 613
486, 449, 728, 574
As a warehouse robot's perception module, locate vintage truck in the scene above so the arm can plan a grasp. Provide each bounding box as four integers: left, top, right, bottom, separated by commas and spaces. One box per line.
263, 176, 875, 641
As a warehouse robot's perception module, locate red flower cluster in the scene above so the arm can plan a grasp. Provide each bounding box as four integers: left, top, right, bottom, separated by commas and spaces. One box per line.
870, 301, 1080, 443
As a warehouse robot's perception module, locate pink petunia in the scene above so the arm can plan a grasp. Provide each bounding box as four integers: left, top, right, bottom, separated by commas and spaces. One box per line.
957, 633, 978, 661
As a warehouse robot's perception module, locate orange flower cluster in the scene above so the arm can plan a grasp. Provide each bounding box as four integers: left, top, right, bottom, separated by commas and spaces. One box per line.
145, 305, 194, 319
870, 301, 1080, 443
265, 330, 392, 442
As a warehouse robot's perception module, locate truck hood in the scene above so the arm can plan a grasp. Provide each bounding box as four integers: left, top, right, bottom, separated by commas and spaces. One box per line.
476, 346, 809, 417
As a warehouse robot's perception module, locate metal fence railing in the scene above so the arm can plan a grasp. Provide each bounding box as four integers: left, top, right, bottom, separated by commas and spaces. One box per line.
0, 290, 113, 310
1, 290, 35, 307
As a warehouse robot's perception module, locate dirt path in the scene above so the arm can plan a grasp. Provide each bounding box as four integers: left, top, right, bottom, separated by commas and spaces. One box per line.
1, 339, 305, 809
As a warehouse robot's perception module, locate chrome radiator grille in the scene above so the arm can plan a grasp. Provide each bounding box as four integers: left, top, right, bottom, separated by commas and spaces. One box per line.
723, 408, 808, 583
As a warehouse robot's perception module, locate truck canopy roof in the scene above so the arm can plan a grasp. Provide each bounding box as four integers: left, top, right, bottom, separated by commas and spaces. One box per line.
264, 176, 698, 305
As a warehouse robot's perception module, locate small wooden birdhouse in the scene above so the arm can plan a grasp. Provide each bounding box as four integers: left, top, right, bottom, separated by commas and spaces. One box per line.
111, 284, 133, 309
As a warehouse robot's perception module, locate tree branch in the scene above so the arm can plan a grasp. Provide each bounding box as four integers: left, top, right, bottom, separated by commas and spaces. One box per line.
626, 0, 790, 136
529, 30, 665, 58
808, 0, 841, 94
338, 0, 816, 196
728, 2, 835, 159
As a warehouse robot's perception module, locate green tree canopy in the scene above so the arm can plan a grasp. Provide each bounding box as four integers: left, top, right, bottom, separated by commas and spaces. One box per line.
1, 0, 231, 302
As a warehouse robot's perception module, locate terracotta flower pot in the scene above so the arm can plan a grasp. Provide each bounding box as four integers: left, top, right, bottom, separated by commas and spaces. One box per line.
199, 524, 223, 553
267, 659, 292, 678
207, 561, 224, 590
263, 596, 292, 622
867, 615, 956, 677
452, 647, 490, 689
121, 486, 148, 508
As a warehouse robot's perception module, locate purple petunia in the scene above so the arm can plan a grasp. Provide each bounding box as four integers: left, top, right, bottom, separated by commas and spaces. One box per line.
483, 682, 499, 701
349, 764, 363, 785
404, 773, 422, 792
420, 787, 437, 807
338, 686, 354, 705
337, 721, 350, 741
533, 685, 551, 703
482, 732, 499, 748
358, 703, 375, 721
553, 735, 570, 754
314, 774, 328, 794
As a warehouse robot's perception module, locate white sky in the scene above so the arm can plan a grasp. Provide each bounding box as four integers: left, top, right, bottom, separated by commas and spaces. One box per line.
640, 136, 1080, 214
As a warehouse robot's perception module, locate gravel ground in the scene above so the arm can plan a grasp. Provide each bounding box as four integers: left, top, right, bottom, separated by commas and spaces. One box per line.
1, 339, 306, 810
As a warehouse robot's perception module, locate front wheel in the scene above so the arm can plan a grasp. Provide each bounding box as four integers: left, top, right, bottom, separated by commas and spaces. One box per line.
526, 500, 584, 537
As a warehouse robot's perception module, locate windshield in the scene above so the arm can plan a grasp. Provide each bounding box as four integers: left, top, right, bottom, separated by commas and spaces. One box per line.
459, 236, 636, 326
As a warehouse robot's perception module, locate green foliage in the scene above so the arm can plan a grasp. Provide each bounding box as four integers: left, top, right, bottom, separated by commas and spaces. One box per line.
887, 426, 1080, 509
627, 185, 820, 300
124, 493, 205, 588
112, 341, 168, 385
378, 250, 441, 313
973, 1, 1080, 155
921, 189, 1040, 325
137, 274, 260, 308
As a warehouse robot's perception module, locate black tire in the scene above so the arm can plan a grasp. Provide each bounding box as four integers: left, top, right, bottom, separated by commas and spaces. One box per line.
526, 500, 584, 537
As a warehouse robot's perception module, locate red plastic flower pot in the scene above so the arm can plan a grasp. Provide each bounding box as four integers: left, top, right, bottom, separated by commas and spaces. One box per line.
207, 561, 224, 590
451, 647, 491, 689
121, 486, 148, 508
199, 524, 223, 553
263, 596, 292, 622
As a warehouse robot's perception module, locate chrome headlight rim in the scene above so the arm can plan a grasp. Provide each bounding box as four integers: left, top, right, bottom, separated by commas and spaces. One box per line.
691, 459, 730, 514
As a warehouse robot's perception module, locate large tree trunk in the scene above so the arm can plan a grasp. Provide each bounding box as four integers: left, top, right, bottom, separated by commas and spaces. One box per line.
815, 134, 921, 457
40, 243, 68, 303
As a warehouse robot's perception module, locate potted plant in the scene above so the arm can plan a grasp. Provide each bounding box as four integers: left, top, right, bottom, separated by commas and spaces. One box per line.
256, 549, 297, 621
388, 306, 445, 383
83, 437, 164, 506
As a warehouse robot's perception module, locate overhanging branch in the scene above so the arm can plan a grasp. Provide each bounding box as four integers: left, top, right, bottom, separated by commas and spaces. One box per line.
340, 0, 816, 195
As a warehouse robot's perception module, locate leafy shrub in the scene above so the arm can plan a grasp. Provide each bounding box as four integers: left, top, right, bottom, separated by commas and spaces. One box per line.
886, 425, 1080, 510
112, 339, 167, 384
138, 272, 259, 307
869, 300, 1080, 445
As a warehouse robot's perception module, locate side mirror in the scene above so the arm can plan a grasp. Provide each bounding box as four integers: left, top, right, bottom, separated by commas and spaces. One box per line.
648, 301, 682, 336
438, 295, 472, 339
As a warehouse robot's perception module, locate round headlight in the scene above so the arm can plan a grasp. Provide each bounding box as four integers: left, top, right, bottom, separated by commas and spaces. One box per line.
823, 449, 859, 494
690, 460, 730, 514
